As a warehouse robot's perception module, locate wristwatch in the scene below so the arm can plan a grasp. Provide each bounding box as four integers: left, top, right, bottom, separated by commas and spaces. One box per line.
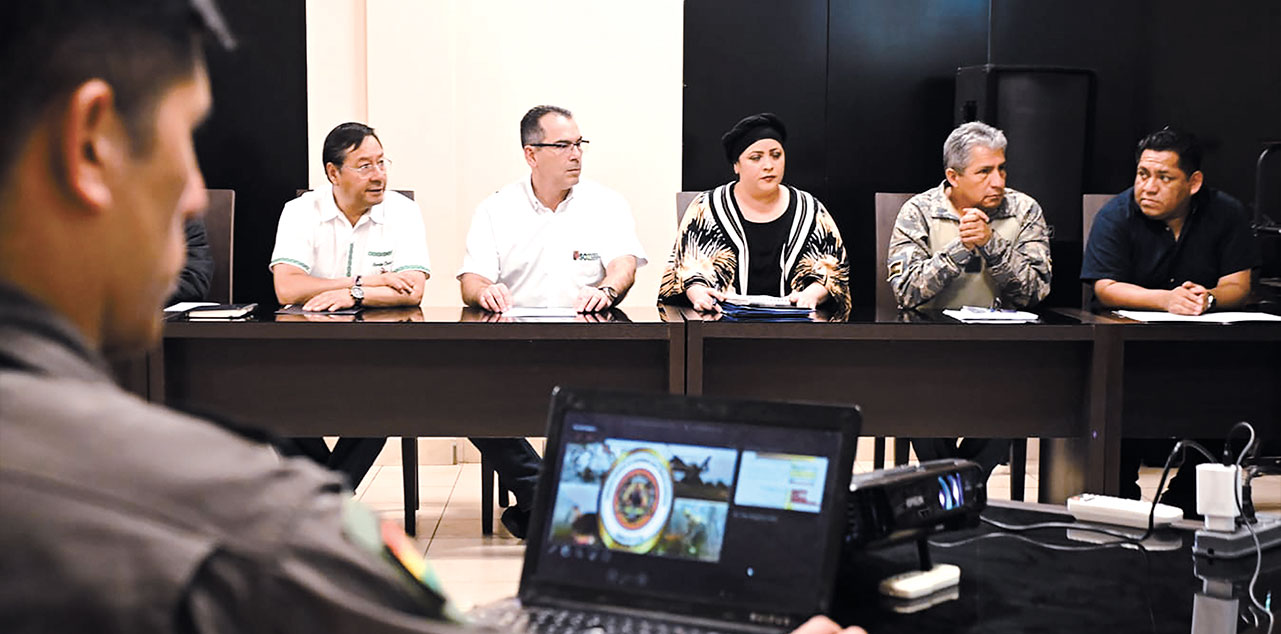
1204, 291, 1216, 312
597, 285, 619, 306
350, 275, 365, 307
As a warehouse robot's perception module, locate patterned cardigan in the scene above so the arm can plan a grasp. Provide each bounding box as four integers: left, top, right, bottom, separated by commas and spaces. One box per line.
659, 183, 850, 317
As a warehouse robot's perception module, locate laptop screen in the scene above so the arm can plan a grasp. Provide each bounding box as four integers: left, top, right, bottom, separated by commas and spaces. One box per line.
521, 390, 859, 627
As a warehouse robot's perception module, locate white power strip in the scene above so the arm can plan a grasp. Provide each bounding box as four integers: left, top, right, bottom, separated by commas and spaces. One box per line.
878, 564, 961, 599
1067, 493, 1183, 529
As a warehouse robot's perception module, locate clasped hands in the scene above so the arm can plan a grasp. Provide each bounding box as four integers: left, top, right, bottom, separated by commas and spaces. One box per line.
301, 272, 419, 312
1164, 281, 1213, 315
958, 207, 993, 252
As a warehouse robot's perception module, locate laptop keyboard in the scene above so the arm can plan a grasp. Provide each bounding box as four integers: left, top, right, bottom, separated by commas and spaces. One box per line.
473, 603, 730, 634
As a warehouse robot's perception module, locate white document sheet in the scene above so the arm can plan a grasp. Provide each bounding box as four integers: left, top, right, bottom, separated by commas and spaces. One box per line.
502, 307, 583, 319
942, 306, 1040, 323
1114, 310, 1281, 324
723, 293, 795, 308
164, 301, 217, 312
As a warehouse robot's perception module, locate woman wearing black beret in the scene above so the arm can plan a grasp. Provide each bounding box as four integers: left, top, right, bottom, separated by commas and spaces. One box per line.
659, 113, 850, 316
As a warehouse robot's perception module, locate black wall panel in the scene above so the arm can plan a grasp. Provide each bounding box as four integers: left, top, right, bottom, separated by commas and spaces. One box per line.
682, 1, 829, 198
988, 1, 1147, 195
956, 66, 1093, 307
827, 0, 988, 305
1142, 0, 1281, 204
196, 0, 308, 305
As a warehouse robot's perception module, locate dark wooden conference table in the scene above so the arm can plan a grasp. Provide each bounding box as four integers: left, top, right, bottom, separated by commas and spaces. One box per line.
132, 304, 1280, 502
145, 306, 684, 438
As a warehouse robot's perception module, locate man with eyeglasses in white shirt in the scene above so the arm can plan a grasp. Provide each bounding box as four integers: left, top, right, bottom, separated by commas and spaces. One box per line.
456, 105, 647, 537
459, 105, 647, 313
269, 121, 431, 490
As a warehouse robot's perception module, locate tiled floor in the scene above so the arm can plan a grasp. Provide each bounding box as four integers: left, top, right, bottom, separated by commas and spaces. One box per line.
356, 437, 1281, 611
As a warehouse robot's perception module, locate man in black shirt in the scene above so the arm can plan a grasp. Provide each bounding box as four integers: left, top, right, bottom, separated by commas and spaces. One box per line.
1082, 129, 1258, 314
1081, 128, 1261, 511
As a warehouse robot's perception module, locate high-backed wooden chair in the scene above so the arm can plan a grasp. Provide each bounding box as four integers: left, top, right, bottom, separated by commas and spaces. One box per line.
874, 193, 915, 315
204, 189, 235, 303
676, 191, 701, 225
872, 194, 916, 469
1081, 194, 1114, 307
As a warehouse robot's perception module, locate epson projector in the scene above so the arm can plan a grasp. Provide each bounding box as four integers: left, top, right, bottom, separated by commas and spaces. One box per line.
845, 459, 987, 548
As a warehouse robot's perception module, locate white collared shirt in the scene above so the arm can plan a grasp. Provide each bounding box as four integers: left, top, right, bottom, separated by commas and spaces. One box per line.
457, 178, 647, 308
269, 186, 431, 279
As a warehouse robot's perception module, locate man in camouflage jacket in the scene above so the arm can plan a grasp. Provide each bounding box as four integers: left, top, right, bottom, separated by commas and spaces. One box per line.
887, 121, 1052, 310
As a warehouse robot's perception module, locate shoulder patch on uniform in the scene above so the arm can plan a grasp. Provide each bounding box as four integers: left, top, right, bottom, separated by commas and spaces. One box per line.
381, 519, 466, 623
342, 498, 465, 623
887, 254, 906, 281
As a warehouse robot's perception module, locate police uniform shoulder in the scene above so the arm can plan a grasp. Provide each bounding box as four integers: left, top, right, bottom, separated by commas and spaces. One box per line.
2, 373, 341, 543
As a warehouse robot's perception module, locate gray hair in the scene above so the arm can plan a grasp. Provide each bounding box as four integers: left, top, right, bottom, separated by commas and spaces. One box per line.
520, 105, 574, 147
944, 121, 1007, 173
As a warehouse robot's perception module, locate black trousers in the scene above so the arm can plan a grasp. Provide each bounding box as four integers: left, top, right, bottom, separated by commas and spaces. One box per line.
291, 437, 385, 491
289, 436, 541, 504
911, 437, 1010, 478
469, 437, 542, 510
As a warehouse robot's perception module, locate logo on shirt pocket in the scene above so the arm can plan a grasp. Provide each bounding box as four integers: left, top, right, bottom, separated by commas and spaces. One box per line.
572, 250, 604, 286
369, 249, 394, 272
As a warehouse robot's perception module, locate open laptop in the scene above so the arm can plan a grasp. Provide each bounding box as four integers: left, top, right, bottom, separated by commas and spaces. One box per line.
470, 387, 861, 633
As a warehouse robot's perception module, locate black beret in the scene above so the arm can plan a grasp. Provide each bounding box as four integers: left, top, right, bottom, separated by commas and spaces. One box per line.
721, 113, 787, 164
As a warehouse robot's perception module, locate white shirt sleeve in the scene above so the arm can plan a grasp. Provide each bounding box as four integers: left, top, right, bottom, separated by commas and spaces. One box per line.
456, 198, 501, 282
268, 200, 314, 274
390, 199, 432, 276
600, 192, 648, 269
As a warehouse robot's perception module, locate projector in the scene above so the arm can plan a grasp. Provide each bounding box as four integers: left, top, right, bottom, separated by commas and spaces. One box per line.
845, 459, 987, 549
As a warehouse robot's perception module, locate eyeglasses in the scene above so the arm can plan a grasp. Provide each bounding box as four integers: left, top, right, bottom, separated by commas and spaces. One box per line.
527, 139, 590, 153
342, 158, 392, 176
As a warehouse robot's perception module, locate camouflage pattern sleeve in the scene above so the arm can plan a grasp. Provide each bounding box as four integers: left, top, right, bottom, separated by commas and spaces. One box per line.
658, 193, 735, 304
977, 197, 1053, 308
885, 198, 973, 309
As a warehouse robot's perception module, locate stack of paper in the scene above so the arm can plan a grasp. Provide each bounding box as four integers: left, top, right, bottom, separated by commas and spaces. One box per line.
942, 306, 1039, 323
188, 303, 257, 319
1114, 310, 1281, 324
719, 295, 813, 322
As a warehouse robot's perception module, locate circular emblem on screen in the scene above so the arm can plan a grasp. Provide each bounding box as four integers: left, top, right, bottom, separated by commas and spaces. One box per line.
598, 448, 673, 553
